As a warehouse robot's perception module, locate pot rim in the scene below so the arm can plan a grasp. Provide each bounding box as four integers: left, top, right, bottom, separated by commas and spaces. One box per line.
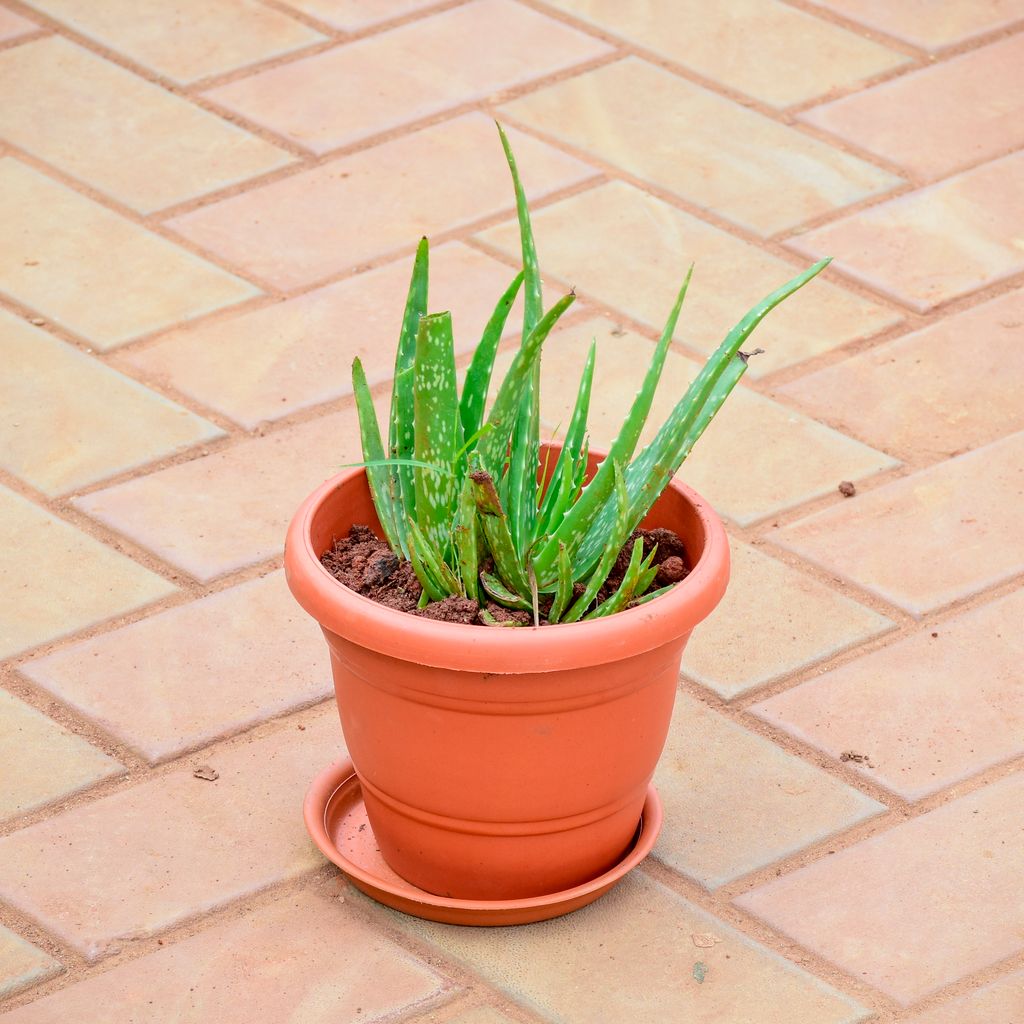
284, 450, 729, 673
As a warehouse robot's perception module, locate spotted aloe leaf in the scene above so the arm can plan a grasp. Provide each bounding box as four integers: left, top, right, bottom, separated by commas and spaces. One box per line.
459, 270, 524, 447
389, 238, 428, 521
560, 461, 630, 624
468, 467, 530, 597
497, 122, 543, 559
584, 540, 657, 620
474, 291, 576, 477
574, 258, 832, 578
413, 311, 459, 555
537, 340, 595, 538
533, 267, 692, 583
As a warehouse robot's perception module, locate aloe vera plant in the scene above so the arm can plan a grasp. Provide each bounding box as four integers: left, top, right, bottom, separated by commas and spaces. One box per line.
350, 124, 830, 624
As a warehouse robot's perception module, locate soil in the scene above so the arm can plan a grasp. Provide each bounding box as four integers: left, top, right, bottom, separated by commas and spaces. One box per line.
319, 524, 691, 627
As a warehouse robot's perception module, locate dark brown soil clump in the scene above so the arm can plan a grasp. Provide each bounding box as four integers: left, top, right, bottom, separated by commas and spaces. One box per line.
319, 524, 691, 626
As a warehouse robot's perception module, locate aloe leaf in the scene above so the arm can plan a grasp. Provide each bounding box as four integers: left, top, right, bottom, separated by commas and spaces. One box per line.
584, 536, 647, 620
453, 477, 479, 603
459, 271, 524, 443
389, 238, 429, 520
408, 517, 462, 597
533, 267, 692, 580
351, 358, 406, 557
497, 122, 545, 560
575, 259, 831, 577
480, 571, 531, 610
547, 542, 574, 624
406, 518, 448, 602
479, 608, 525, 627
538, 340, 595, 535
413, 310, 459, 554
497, 123, 542, 337
634, 557, 660, 599
629, 584, 674, 608
561, 461, 629, 624
474, 291, 575, 477
469, 468, 530, 596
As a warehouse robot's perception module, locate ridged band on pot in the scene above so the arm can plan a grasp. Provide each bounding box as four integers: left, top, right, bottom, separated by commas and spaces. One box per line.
285, 445, 729, 901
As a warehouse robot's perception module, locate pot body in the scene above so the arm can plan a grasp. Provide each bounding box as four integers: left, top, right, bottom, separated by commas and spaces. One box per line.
286, 446, 729, 900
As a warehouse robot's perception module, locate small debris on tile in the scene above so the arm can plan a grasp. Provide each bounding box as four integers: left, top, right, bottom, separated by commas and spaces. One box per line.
838, 480, 856, 497
691, 933, 722, 948
840, 750, 875, 768
29, 317, 46, 326
692, 961, 708, 983
193, 765, 219, 781
610, 323, 626, 336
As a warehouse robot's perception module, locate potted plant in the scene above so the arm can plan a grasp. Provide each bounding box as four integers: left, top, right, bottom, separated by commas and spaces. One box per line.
285, 125, 828, 923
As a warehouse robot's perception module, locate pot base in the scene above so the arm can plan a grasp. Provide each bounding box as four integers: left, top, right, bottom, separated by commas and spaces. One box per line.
303, 759, 663, 926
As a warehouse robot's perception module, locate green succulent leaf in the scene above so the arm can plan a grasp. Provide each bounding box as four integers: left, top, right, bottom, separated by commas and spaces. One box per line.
389, 237, 429, 521
561, 461, 630, 623
585, 539, 655, 620
453, 477, 480, 603
459, 270, 524, 445
351, 357, 406, 557
547, 542, 574, 624
413, 311, 459, 554
468, 467, 531, 596
480, 571, 531, 610
474, 290, 575, 477
533, 267, 692, 580
538, 340, 595, 537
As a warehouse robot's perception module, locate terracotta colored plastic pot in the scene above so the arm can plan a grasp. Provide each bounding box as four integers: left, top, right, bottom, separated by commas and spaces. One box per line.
285, 445, 729, 901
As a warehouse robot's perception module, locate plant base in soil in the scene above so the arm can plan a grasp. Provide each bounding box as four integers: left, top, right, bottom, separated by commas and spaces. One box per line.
320, 525, 690, 626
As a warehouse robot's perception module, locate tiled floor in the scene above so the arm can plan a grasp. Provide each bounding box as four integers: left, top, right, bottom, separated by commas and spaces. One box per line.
0, 1, 1021, 1021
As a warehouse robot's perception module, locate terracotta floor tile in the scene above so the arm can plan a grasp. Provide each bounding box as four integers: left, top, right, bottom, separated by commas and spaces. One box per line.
22, 571, 330, 765
281, 0, 444, 30
21, 0, 325, 84
736, 772, 1024, 1005
654, 694, 883, 888
0, 8, 37, 42
682, 541, 893, 700
0, 38, 292, 213
0, 37, 292, 215
789, 152, 1024, 312
477, 180, 901, 377
752, 590, 1024, 800
207, 0, 611, 154
806, 0, 1024, 50
0, 158, 258, 350
407, 1008, 515, 1024
498, 57, 901, 237
0, 486, 176, 659
774, 431, 1024, 616
779, 288, 1024, 461
545, 0, 907, 108
523, 316, 897, 526
0, 890, 443, 1023
903, 969, 1024, 1024
0, 928, 59, 1001
0, 706, 343, 959
400, 870, 869, 1023
0, 689, 122, 822
0, 311, 222, 496
126, 242, 523, 429
74, 407, 365, 582
801, 35, 1024, 182
167, 113, 595, 290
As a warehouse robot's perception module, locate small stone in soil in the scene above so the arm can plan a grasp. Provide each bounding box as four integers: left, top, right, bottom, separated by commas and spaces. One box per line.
193, 765, 219, 781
